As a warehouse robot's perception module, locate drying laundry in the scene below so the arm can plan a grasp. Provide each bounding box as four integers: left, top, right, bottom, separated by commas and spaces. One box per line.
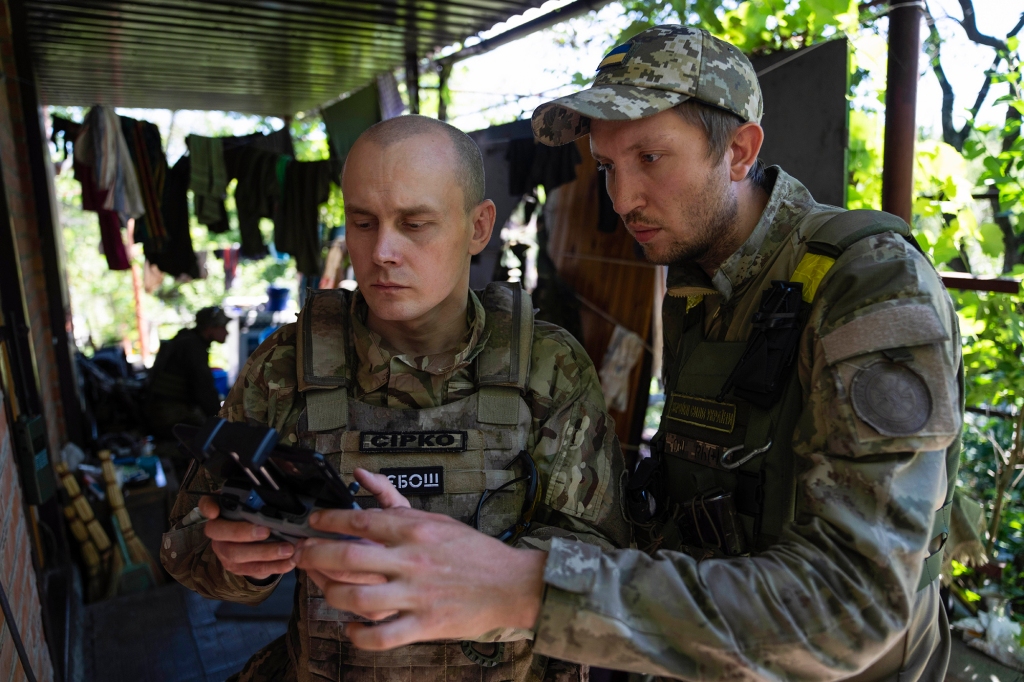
74, 159, 130, 270
323, 82, 381, 176
274, 160, 332, 277
186, 135, 229, 231
506, 138, 581, 195
155, 155, 200, 279
225, 146, 283, 259
121, 115, 168, 252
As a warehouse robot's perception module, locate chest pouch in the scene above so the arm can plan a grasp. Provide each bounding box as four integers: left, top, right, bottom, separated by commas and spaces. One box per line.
471, 449, 539, 543
718, 280, 805, 410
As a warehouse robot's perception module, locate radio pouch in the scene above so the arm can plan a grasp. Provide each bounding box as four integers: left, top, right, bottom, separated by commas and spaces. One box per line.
718, 280, 805, 410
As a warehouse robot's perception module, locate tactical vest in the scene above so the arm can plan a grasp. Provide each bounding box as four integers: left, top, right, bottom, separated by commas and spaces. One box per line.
292, 282, 542, 682
640, 210, 959, 591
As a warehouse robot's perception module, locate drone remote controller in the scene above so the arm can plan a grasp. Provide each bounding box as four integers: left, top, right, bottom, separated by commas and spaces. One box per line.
174, 418, 361, 544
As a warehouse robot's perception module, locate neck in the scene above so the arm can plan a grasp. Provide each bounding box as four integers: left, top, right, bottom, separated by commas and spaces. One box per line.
698, 179, 770, 277
366, 288, 471, 357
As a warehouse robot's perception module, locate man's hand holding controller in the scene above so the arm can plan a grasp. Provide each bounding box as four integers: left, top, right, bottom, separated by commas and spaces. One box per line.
202, 468, 411, 583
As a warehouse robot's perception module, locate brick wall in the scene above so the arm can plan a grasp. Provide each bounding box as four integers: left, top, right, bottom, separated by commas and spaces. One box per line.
0, 0, 67, 459
0, 391, 53, 682
0, 1, 70, 680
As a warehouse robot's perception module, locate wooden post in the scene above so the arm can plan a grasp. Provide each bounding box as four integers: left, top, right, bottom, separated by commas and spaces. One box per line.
881, 2, 924, 223
126, 219, 149, 365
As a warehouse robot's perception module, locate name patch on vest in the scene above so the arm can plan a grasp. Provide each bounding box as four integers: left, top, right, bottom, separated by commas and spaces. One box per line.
360, 431, 468, 453
665, 394, 737, 433
380, 467, 444, 495
663, 433, 728, 469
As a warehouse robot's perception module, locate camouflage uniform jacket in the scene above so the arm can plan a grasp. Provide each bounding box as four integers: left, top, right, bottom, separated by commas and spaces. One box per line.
532, 168, 962, 680
161, 289, 631, 679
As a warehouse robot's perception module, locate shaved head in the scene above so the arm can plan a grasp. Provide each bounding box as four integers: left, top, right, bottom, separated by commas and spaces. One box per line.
353, 115, 485, 212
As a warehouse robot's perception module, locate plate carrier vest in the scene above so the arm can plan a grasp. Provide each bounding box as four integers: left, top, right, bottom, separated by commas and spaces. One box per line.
293, 281, 543, 682
637, 210, 960, 592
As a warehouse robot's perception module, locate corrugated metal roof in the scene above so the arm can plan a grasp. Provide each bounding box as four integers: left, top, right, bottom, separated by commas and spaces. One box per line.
24, 0, 548, 115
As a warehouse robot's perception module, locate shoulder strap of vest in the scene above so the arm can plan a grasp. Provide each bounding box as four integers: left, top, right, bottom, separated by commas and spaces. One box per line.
805, 209, 911, 258
476, 282, 534, 425
792, 209, 914, 304
296, 288, 353, 432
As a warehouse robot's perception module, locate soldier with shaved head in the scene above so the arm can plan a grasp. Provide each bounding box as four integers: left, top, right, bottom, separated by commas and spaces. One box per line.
291, 26, 963, 682
161, 114, 629, 682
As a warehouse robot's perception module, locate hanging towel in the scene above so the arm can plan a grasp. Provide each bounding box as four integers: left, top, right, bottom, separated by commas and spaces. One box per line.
74, 106, 145, 223
377, 72, 406, 120
323, 83, 381, 176
599, 325, 645, 412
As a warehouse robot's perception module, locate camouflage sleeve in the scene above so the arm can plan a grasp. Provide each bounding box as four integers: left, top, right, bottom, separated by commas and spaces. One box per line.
160, 325, 302, 603
531, 235, 960, 678
519, 321, 631, 554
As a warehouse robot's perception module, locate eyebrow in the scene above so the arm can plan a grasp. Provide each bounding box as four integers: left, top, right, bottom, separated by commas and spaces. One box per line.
592, 134, 675, 159
345, 204, 440, 216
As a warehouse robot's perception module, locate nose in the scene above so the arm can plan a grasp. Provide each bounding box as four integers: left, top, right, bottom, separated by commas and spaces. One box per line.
371, 224, 402, 267
606, 168, 644, 218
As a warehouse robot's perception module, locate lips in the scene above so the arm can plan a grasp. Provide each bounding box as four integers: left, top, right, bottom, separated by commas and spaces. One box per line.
629, 226, 660, 243
371, 282, 408, 291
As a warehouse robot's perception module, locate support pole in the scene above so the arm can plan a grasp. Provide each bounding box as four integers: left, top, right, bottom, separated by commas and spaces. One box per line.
405, 52, 420, 115
881, 2, 924, 223
125, 220, 149, 365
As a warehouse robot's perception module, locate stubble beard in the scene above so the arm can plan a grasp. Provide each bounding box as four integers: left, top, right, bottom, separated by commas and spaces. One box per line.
633, 168, 739, 269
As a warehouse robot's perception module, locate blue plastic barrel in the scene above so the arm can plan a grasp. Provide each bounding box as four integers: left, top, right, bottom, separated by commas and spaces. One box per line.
211, 367, 229, 397
266, 285, 290, 312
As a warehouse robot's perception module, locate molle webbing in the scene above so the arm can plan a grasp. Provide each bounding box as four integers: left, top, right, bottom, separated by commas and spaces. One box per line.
297, 289, 353, 431
476, 283, 534, 425
296, 284, 535, 430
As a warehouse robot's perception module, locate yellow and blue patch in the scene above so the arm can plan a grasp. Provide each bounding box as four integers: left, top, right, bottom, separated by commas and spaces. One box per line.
597, 42, 631, 71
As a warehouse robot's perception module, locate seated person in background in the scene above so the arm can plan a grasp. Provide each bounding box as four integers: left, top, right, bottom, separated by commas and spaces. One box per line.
160, 115, 630, 682
145, 305, 229, 440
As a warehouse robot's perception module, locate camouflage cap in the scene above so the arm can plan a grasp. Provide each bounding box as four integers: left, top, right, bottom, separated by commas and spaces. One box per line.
532, 25, 763, 146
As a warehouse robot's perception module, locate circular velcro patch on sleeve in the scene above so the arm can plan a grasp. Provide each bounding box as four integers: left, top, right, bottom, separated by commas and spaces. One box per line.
850, 361, 932, 437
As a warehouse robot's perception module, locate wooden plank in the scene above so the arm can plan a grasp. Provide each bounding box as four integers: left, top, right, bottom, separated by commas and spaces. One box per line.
941, 272, 1020, 294
547, 137, 655, 447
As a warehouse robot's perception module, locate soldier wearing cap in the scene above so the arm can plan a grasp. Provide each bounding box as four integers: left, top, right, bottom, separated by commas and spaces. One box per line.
292, 25, 963, 681
145, 305, 230, 440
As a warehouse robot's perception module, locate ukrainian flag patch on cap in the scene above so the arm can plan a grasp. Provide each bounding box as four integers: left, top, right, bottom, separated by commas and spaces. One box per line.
597, 42, 631, 70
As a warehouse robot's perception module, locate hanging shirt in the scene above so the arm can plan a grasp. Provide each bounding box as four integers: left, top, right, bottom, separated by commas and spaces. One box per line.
186, 135, 229, 231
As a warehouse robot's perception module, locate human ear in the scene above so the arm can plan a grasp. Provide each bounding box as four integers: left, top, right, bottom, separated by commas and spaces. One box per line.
727, 122, 764, 182
468, 199, 496, 256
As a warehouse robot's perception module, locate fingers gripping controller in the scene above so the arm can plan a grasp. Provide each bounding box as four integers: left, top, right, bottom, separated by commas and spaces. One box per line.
175, 418, 362, 544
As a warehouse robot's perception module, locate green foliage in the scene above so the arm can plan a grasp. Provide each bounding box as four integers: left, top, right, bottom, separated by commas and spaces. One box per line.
611, 0, 858, 55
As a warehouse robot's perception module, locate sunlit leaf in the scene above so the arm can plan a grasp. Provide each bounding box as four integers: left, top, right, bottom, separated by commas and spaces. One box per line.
978, 222, 1005, 258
